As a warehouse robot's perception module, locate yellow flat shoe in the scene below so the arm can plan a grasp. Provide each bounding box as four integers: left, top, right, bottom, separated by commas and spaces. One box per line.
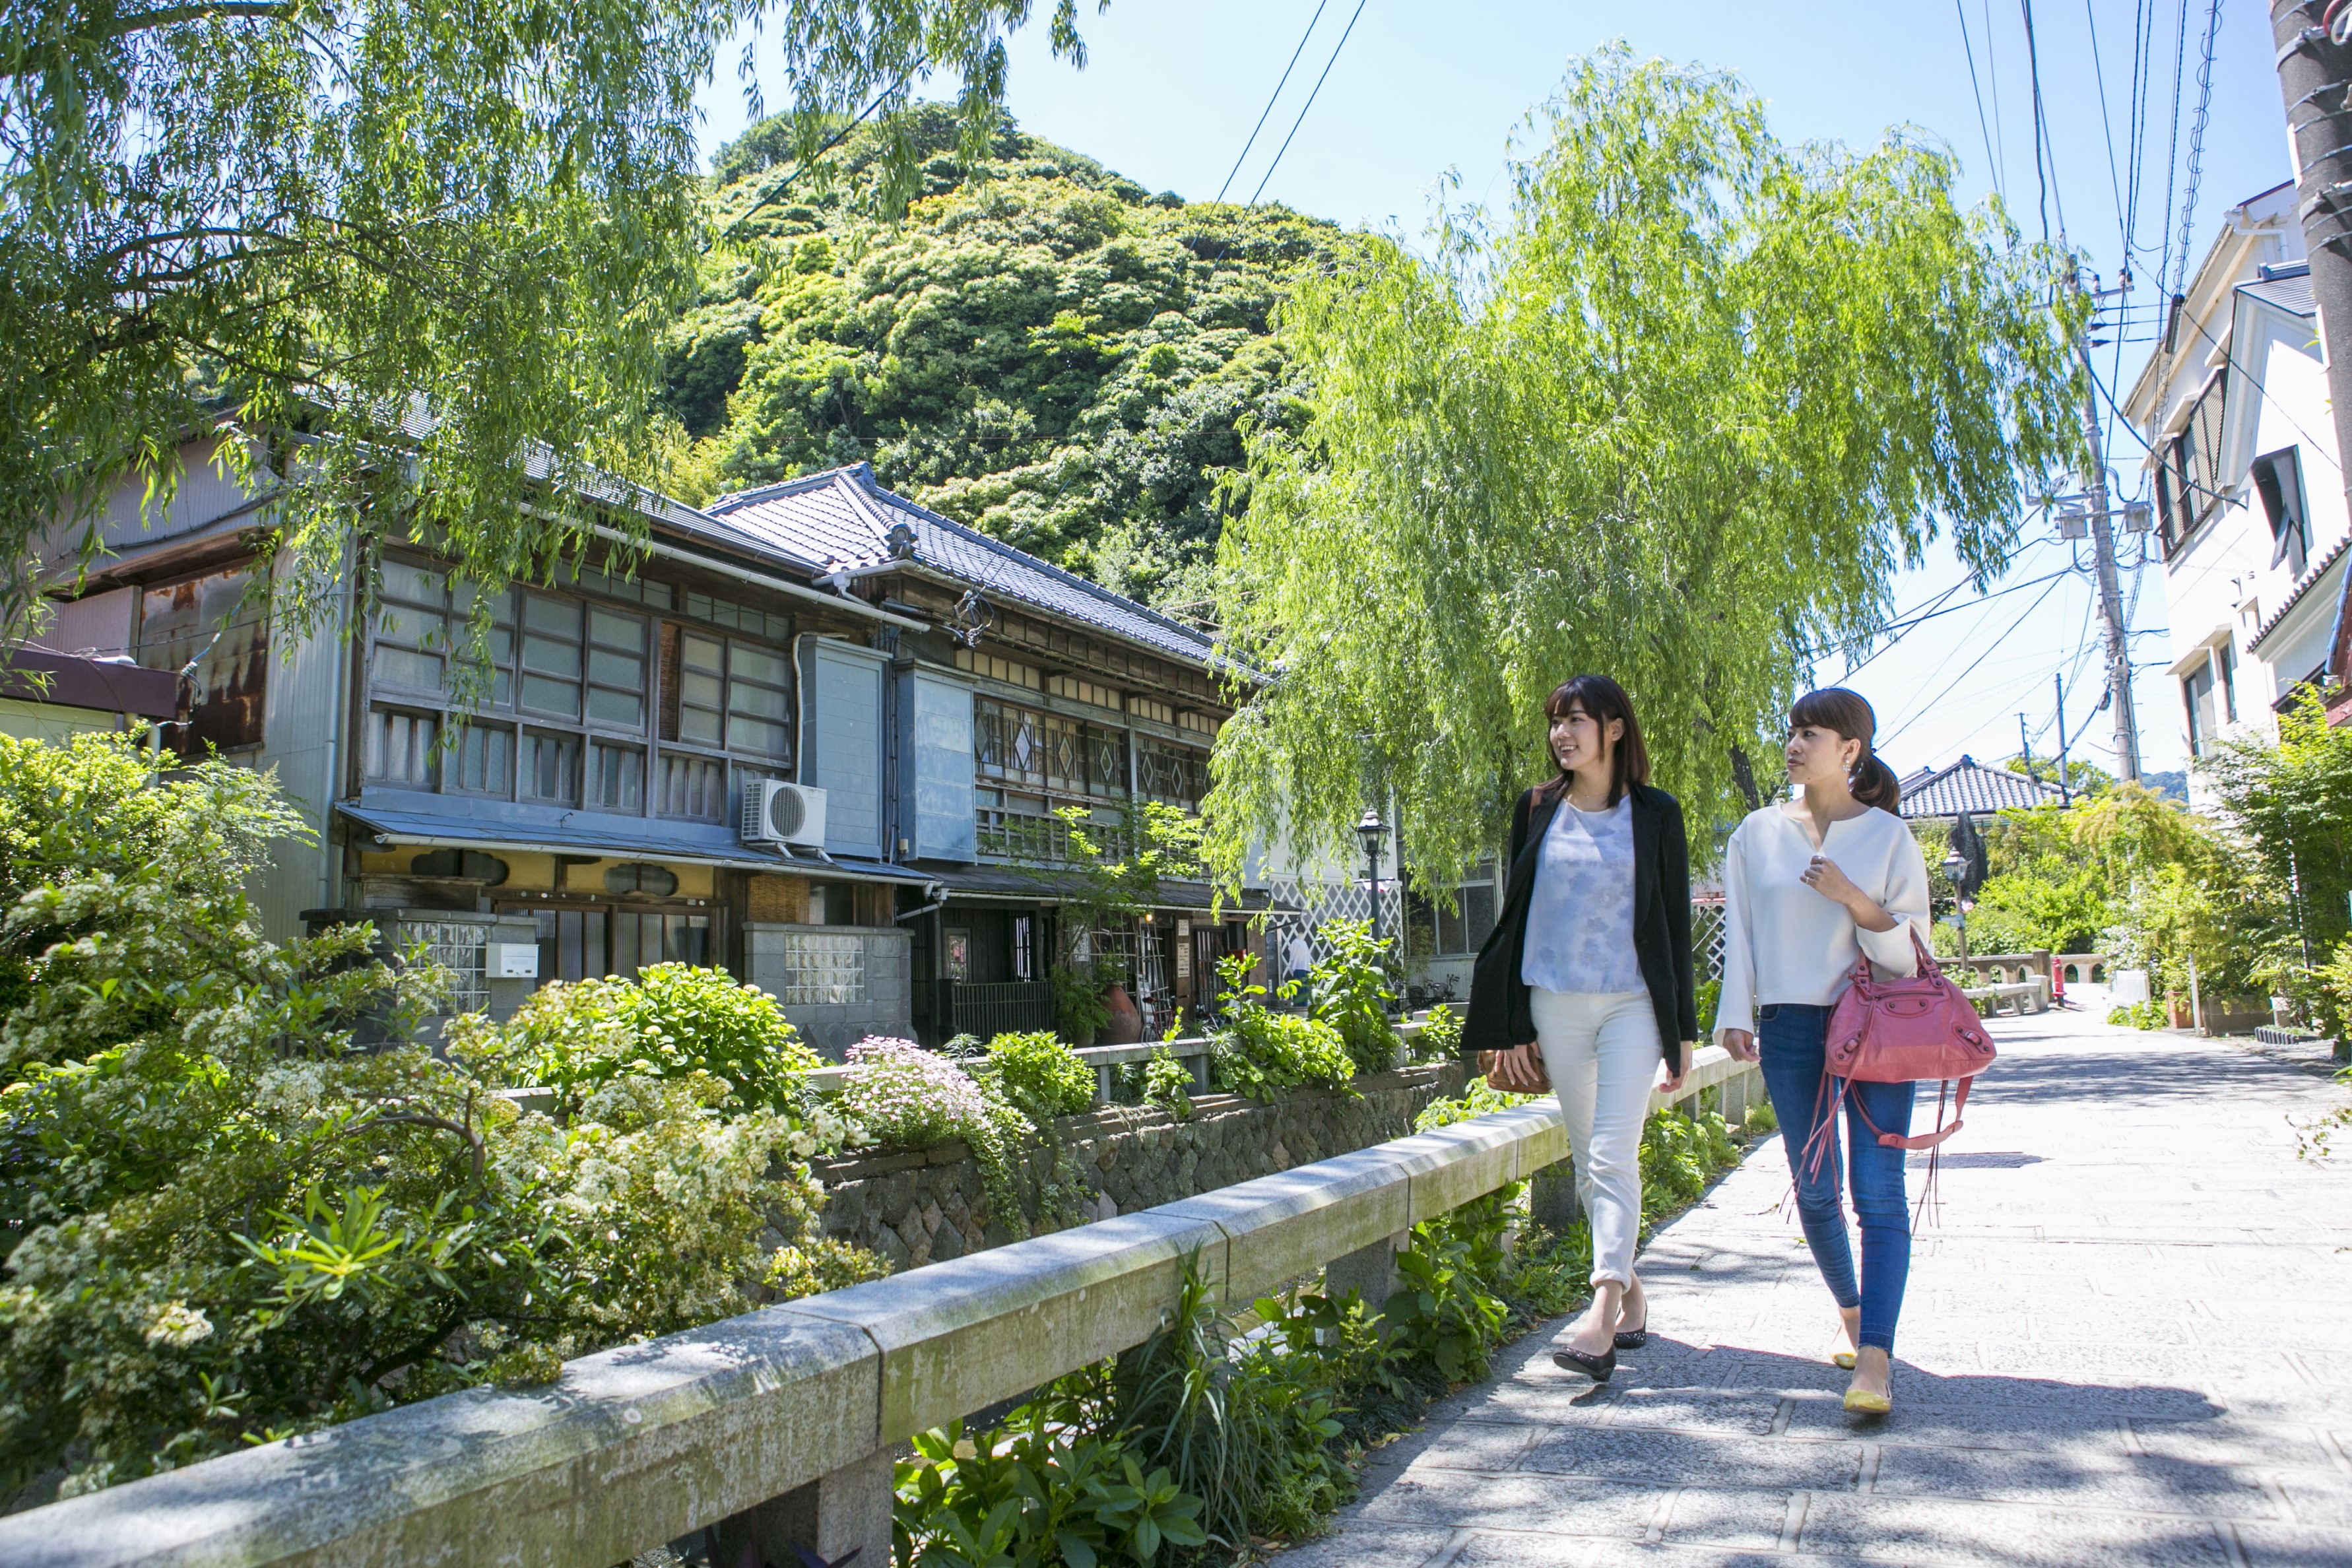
1843, 1386, 1891, 1415
1832, 1350, 1857, 1370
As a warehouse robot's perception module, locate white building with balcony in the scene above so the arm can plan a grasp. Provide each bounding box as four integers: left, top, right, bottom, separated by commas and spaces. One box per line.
2120, 181, 2351, 797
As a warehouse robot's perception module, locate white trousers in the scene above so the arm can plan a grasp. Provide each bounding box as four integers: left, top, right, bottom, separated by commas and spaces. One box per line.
1530, 987, 1663, 1288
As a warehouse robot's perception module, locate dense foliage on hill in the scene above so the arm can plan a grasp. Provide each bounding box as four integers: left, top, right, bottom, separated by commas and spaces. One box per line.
661, 106, 1344, 607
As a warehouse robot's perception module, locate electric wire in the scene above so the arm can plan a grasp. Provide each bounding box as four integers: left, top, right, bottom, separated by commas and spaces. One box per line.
1841, 566, 2074, 682
1248, 0, 1370, 206
1878, 572, 2074, 749
1982, 0, 2010, 198
2155, 0, 2190, 295
2169, 0, 2223, 298
718, 71, 913, 242
1216, 0, 1330, 205
1957, 0, 2004, 197
2020, 0, 2057, 244
2083, 0, 2128, 245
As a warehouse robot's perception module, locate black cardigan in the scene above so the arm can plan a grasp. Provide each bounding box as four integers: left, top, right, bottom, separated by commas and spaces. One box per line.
1460, 781, 1699, 1078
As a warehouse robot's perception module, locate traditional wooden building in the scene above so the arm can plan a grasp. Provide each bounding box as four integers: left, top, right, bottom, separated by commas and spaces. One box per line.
38, 449, 1257, 1052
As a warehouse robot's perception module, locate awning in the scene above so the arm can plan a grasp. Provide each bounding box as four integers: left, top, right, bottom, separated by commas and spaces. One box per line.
337, 791, 934, 886
910, 861, 1268, 913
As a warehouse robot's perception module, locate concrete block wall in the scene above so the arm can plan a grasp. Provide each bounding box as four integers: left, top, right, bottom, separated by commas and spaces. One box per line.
745, 923, 913, 1058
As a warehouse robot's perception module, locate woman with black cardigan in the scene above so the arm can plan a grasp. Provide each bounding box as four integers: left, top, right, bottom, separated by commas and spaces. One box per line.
1463, 674, 1698, 1382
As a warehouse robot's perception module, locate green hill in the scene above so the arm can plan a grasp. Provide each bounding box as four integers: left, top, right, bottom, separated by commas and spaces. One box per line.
662, 106, 1344, 607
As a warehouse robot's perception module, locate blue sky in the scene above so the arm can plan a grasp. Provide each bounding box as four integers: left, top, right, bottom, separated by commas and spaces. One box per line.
693, 1, 2295, 776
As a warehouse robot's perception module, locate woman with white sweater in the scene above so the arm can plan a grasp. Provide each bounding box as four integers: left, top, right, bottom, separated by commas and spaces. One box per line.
1715, 688, 1931, 1415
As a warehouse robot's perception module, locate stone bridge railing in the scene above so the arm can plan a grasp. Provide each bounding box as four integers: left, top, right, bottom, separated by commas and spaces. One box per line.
3, 1049, 1761, 1568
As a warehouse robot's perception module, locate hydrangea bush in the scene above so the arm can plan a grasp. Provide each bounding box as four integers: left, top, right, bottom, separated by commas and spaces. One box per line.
979, 1029, 1095, 1123
445, 962, 825, 1122
0, 736, 884, 1504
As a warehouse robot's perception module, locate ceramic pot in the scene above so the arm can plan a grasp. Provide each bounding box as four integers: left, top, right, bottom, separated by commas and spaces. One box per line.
1104, 983, 1144, 1045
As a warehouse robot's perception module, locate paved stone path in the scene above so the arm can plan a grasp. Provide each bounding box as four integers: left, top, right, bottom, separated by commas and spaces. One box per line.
1275, 1005, 2352, 1567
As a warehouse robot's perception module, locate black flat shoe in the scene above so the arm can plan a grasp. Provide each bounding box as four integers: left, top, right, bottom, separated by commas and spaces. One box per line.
1553, 1344, 1616, 1382
1614, 1323, 1648, 1350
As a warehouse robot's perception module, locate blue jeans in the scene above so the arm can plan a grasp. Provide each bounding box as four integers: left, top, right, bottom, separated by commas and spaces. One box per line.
1758, 1002, 1916, 1354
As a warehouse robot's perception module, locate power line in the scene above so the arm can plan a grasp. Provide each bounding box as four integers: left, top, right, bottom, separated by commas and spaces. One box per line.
1249, 0, 1369, 206
2020, 0, 2055, 243
2168, 0, 2223, 297
1843, 566, 2074, 679
1878, 572, 2073, 749
718, 71, 913, 243
1957, 0, 2004, 198
1216, 0, 1330, 205
1982, 0, 2010, 198
2155, 0, 2190, 294
2083, 0, 2128, 247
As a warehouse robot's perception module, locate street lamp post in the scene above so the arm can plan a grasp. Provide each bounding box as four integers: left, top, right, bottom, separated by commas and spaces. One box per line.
1940, 849, 1971, 967
1355, 809, 1388, 951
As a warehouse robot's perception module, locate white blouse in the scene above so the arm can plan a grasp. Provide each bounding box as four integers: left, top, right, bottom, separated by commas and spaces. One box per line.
1713, 802, 1932, 1043
1519, 796, 1641, 995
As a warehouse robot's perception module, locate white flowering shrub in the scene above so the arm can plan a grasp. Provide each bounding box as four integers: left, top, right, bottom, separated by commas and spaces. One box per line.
0, 735, 886, 1506
835, 1037, 1086, 1243
837, 1037, 991, 1149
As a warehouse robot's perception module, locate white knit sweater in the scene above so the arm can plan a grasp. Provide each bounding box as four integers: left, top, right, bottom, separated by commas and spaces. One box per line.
1713, 802, 1932, 1043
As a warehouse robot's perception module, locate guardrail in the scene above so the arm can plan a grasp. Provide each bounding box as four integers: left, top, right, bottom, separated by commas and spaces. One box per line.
1963, 976, 2051, 1016
2, 1047, 1759, 1568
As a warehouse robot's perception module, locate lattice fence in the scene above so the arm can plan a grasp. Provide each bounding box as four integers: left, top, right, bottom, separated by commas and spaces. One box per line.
1266, 882, 1731, 981
1691, 898, 1727, 981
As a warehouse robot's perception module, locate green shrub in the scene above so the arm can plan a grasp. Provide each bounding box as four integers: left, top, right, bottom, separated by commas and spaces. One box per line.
1415, 1076, 1538, 1130
1142, 1044, 1193, 1121
1695, 977, 1722, 1035
1309, 918, 1399, 1076
1381, 1193, 1512, 1383
1640, 1107, 1741, 1217
445, 963, 820, 1119
895, 1374, 1208, 1568
981, 1029, 1095, 1123
1051, 963, 1113, 1043
2107, 1000, 2167, 1029
1410, 1001, 1463, 1062
835, 1038, 1097, 1243
1208, 952, 1355, 1100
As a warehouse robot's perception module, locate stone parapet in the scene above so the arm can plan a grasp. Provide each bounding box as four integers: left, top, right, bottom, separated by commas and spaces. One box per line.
810, 1062, 1470, 1270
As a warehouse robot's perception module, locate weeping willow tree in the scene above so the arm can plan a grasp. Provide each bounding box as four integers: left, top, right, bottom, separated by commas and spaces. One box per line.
1205, 49, 2085, 892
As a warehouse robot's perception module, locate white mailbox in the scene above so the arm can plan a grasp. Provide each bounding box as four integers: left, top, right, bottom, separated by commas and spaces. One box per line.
488, 942, 540, 980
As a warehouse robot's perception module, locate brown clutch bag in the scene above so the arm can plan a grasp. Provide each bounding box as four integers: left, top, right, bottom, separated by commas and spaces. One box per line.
1482, 1047, 1552, 1094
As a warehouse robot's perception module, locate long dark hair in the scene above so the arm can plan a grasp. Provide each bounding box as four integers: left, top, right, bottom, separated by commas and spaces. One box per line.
1790, 687, 1901, 812
1536, 674, 1650, 807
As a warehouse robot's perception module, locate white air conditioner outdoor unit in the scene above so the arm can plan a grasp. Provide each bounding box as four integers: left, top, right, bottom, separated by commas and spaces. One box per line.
742, 780, 828, 847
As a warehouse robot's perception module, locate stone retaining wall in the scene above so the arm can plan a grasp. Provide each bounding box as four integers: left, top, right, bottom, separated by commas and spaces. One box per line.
810, 1062, 1472, 1272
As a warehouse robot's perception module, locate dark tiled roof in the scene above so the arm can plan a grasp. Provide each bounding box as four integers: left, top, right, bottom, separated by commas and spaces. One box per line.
1897, 756, 2067, 820
707, 465, 1218, 666
2248, 531, 2351, 652
2240, 269, 2316, 319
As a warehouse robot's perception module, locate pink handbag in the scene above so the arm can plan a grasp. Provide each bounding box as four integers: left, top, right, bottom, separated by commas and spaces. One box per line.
1818, 930, 1996, 1152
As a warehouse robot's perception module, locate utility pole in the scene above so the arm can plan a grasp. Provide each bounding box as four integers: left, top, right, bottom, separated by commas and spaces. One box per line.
2271, 2, 2352, 692
2054, 671, 2072, 805
2074, 262, 2143, 782
2017, 712, 2035, 784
